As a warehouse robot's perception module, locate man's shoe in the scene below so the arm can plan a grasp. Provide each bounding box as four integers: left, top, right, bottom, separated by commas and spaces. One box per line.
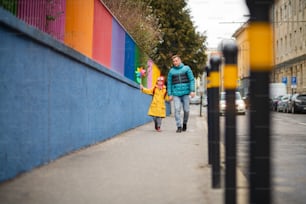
182, 124, 187, 131
156, 127, 161, 132
176, 127, 182, 133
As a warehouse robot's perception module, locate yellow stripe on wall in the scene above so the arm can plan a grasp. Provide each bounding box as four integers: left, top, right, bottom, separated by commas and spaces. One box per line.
65, 0, 94, 58
247, 22, 274, 71
152, 63, 161, 87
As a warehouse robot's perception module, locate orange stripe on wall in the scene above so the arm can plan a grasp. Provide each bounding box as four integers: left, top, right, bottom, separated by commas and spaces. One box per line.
64, 0, 94, 58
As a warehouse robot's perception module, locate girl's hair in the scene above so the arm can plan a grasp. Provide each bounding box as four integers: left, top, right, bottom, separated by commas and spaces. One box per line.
157, 76, 165, 81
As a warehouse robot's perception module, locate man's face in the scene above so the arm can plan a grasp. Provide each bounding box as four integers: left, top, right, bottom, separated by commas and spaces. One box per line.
172, 57, 181, 67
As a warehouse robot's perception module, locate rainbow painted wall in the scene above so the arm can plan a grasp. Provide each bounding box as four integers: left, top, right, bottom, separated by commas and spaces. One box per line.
1, 0, 161, 88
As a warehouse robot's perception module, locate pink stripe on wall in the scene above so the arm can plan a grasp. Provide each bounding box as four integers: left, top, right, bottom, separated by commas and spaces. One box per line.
147, 60, 153, 88
92, 0, 112, 68
17, 0, 46, 32
17, 0, 65, 42
45, 0, 66, 41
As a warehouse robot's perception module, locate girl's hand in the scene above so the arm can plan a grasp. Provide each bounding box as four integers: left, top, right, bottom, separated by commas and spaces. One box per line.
140, 85, 143, 90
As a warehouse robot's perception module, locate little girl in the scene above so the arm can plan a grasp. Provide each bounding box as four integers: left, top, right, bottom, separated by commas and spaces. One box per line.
140, 76, 169, 132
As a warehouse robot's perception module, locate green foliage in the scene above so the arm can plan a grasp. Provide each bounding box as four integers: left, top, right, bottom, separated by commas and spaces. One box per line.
0, 0, 18, 15
146, 0, 207, 78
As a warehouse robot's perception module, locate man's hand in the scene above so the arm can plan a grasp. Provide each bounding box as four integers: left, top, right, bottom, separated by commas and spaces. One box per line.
168, 96, 173, 101
190, 92, 195, 98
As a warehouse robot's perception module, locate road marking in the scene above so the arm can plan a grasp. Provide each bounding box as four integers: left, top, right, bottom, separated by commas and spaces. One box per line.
299, 123, 306, 126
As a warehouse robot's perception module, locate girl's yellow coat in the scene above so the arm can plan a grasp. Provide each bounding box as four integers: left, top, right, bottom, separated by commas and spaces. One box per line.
142, 85, 169, 118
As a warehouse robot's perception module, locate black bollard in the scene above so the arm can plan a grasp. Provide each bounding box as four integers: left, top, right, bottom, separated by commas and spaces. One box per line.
222, 40, 238, 204
246, 1, 274, 204
209, 55, 221, 189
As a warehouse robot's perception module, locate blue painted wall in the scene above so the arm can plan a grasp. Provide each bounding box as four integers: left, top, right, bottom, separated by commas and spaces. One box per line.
0, 8, 158, 182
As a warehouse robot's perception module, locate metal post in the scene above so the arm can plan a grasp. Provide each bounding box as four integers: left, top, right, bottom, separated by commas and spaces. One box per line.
206, 66, 213, 165
209, 55, 221, 188
222, 40, 238, 204
246, 0, 274, 203
200, 94, 202, 117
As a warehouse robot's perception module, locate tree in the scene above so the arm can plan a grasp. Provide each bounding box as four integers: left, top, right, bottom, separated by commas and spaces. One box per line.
145, 0, 207, 78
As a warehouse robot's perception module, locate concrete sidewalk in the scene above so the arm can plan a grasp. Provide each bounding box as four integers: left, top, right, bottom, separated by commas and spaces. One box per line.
0, 106, 225, 204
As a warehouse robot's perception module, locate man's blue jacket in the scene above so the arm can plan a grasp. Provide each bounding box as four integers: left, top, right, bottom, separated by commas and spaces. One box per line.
167, 63, 195, 96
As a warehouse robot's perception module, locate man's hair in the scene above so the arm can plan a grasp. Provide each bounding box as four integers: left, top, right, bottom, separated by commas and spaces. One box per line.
171, 55, 180, 60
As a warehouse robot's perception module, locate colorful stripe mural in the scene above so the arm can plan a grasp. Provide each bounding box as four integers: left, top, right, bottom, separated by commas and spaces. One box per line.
0, 0, 161, 86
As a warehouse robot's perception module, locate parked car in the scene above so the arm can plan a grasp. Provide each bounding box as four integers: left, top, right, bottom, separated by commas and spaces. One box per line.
219, 92, 246, 115
276, 94, 291, 112
271, 95, 284, 111
284, 95, 293, 113
287, 93, 306, 114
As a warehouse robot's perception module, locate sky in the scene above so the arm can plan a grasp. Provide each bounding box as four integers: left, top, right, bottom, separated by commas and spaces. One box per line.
187, 0, 250, 48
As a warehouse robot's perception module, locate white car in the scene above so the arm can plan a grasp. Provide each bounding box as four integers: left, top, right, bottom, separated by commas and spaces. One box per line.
219, 92, 246, 115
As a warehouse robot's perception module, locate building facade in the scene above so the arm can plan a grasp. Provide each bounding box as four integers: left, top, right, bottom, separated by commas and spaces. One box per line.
272, 0, 306, 94
233, 0, 306, 96
232, 23, 250, 97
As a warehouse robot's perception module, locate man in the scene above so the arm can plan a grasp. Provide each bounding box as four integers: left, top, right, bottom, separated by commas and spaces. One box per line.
167, 55, 195, 133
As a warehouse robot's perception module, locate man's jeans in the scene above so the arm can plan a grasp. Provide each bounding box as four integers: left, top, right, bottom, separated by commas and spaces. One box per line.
173, 95, 190, 128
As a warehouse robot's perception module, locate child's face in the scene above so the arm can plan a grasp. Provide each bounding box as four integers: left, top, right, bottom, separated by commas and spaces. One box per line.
157, 76, 164, 86
157, 80, 164, 86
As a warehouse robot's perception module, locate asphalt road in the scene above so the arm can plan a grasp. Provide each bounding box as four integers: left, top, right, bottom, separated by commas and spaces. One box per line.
271, 112, 306, 204
220, 110, 306, 204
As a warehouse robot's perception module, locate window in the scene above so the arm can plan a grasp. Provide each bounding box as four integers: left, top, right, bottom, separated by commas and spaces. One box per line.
284, 4, 287, 20
288, 1, 292, 18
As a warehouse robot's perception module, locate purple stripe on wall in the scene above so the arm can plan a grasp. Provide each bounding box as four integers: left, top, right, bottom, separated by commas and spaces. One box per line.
111, 19, 125, 75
